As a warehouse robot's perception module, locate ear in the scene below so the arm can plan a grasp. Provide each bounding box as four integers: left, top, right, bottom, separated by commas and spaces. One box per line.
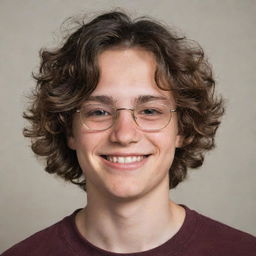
175, 135, 183, 148
67, 136, 76, 150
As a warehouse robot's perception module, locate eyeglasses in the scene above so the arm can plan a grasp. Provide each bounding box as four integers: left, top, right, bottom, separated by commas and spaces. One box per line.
76, 102, 176, 132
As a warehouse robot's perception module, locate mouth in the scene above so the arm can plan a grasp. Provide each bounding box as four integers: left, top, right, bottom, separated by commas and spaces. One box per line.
100, 155, 150, 164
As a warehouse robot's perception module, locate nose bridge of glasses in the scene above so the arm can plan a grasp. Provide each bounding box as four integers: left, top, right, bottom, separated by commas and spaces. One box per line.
115, 107, 135, 119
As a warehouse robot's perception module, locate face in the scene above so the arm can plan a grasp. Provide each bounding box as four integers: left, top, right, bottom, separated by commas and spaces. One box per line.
68, 47, 182, 201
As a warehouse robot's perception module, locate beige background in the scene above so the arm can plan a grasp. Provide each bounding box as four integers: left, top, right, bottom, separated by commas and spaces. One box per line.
1, 0, 256, 253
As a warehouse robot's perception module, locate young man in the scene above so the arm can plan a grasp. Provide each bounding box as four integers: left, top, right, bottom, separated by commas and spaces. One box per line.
2, 11, 256, 255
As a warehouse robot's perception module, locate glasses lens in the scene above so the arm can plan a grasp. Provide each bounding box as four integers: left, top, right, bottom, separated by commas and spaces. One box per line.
134, 103, 172, 130
80, 104, 114, 130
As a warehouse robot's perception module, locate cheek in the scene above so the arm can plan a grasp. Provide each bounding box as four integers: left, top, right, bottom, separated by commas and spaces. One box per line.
148, 129, 178, 171
75, 132, 101, 156
71, 115, 102, 153
150, 129, 178, 152
74, 131, 108, 168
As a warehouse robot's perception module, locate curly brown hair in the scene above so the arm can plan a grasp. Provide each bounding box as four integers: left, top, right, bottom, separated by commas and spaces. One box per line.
23, 11, 224, 190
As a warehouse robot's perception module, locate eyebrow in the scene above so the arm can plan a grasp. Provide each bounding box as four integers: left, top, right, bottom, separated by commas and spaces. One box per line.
84, 95, 170, 105
85, 95, 116, 105
134, 95, 170, 104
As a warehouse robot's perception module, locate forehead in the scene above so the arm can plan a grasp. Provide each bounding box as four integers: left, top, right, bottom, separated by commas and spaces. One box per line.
91, 47, 174, 104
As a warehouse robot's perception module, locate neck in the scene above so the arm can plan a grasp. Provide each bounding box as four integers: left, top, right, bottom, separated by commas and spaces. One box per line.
76, 184, 185, 253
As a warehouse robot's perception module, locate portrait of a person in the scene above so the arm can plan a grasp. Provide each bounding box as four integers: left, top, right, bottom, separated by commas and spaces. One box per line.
2, 10, 256, 256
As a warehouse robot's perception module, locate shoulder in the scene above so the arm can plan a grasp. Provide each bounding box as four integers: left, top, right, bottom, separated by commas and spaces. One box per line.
185, 206, 256, 255
1, 211, 78, 256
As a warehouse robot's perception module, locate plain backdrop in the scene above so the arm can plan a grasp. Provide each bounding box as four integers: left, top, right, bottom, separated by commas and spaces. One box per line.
0, 0, 256, 253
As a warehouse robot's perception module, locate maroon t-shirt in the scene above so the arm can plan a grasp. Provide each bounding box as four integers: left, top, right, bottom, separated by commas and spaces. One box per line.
2, 205, 256, 255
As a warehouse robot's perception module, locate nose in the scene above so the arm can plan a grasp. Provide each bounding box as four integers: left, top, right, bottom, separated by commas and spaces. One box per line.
109, 109, 141, 146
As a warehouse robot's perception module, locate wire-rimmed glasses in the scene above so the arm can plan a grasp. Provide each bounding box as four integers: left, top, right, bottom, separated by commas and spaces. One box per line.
76, 102, 176, 132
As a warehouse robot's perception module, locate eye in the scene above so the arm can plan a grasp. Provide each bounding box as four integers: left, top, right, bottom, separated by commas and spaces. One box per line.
87, 109, 110, 117
81, 104, 113, 119
140, 108, 162, 115
136, 103, 168, 121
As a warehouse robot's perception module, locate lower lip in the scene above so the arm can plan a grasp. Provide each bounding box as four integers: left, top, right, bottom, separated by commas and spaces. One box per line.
100, 156, 149, 171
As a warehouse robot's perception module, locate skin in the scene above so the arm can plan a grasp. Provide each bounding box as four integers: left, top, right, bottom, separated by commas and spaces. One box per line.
68, 47, 185, 253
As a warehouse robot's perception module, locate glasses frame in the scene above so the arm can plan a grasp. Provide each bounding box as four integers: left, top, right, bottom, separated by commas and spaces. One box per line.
76, 104, 177, 132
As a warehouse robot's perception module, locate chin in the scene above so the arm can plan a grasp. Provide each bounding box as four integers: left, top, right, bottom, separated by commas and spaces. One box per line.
105, 182, 147, 201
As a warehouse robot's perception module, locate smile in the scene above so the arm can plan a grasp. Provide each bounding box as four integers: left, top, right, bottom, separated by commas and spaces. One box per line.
105, 155, 145, 163
101, 154, 150, 163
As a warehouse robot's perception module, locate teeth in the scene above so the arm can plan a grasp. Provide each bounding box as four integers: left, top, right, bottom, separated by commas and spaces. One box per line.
106, 156, 145, 163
